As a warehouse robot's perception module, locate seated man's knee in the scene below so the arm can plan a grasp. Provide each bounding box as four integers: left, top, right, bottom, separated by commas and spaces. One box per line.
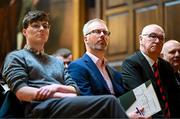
101, 95, 119, 103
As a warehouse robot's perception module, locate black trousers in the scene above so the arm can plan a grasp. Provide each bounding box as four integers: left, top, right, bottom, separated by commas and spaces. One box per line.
27, 95, 128, 118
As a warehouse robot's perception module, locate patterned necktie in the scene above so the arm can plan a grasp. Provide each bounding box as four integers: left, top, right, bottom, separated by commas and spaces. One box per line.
153, 62, 170, 118
96, 59, 115, 94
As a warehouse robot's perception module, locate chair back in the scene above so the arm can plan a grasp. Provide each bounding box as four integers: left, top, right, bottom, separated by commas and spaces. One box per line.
0, 86, 25, 118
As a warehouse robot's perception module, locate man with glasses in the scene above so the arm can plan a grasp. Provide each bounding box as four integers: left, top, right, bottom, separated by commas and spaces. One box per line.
68, 18, 148, 118
2, 10, 129, 118
121, 24, 178, 118
68, 18, 126, 97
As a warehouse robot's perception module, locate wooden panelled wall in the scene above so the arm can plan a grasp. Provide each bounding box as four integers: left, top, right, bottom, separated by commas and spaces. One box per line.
99, 0, 180, 66
0, 0, 20, 68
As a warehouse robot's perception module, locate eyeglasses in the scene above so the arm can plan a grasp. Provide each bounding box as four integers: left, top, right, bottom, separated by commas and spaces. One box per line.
30, 22, 50, 30
142, 33, 165, 41
86, 29, 111, 36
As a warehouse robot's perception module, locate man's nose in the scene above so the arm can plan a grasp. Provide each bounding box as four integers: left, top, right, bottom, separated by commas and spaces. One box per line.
39, 25, 45, 30
99, 31, 105, 36
175, 51, 180, 57
154, 37, 162, 43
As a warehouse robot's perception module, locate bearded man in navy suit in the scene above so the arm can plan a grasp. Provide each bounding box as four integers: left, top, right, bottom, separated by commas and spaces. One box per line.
68, 18, 126, 97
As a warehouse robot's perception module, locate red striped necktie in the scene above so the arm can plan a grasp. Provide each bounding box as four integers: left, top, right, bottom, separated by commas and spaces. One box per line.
153, 62, 170, 118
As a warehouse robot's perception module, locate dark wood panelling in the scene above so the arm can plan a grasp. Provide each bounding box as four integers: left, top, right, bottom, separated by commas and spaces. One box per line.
133, 0, 149, 3
135, 5, 159, 50
107, 12, 129, 60
106, 0, 127, 8
164, 0, 180, 42
0, 1, 18, 68
101, 0, 177, 66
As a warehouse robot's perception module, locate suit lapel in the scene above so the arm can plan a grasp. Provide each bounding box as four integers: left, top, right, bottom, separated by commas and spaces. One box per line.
106, 65, 114, 81
137, 52, 155, 81
106, 65, 116, 92
82, 54, 110, 91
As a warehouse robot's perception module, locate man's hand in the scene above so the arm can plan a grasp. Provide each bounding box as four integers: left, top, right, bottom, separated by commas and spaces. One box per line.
36, 84, 77, 100
128, 108, 152, 119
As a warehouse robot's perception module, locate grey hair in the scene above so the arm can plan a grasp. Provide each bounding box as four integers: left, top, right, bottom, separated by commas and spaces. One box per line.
83, 18, 106, 36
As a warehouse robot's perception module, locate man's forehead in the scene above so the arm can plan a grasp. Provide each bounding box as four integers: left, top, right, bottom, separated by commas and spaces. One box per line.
164, 41, 180, 48
170, 43, 180, 49
165, 43, 180, 52
141, 25, 164, 35
89, 22, 107, 30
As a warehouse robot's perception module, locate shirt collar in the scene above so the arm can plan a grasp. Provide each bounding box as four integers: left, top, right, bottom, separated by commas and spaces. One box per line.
141, 51, 157, 68
24, 44, 44, 55
86, 51, 107, 64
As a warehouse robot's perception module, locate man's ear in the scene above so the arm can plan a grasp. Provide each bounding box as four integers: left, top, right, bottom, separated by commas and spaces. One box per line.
22, 29, 26, 36
139, 35, 142, 41
139, 35, 143, 44
84, 36, 88, 42
160, 53, 164, 58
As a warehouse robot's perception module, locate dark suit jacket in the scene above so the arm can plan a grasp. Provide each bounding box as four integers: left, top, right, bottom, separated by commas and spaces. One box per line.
121, 51, 179, 118
68, 53, 126, 97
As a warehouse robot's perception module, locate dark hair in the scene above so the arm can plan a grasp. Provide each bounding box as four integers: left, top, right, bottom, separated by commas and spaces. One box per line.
22, 10, 50, 29
53, 48, 72, 58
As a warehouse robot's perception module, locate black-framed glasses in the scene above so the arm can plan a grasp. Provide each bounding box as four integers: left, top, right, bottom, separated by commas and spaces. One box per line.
86, 29, 111, 36
30, 22, 50, 30
142, 33, 165, 41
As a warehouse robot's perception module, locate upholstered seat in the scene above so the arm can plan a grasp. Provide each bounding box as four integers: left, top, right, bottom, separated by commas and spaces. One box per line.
0, 85, 24, 118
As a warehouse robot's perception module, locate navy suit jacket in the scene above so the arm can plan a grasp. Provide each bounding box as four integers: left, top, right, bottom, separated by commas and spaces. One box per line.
121, 51, 179, 117
68, 54, 126, 97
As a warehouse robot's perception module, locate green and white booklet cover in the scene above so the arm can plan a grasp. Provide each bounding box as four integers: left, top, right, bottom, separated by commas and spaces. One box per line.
119, 80, 161, 117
